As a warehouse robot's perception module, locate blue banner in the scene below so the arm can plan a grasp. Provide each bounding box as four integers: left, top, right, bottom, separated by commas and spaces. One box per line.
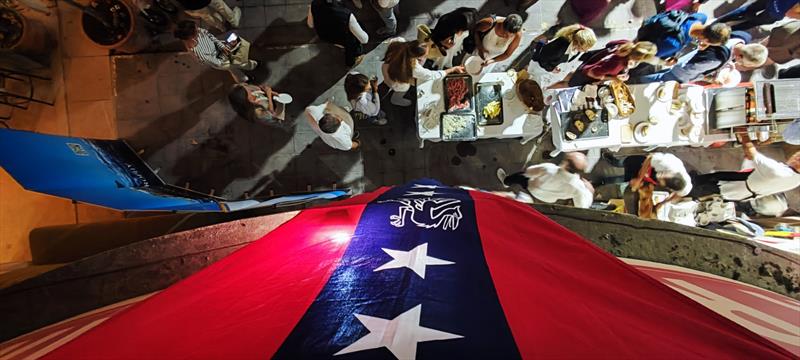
0, 129, 348, 212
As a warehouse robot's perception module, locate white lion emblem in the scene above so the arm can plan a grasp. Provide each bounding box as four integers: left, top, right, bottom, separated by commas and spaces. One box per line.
379, 198, 463, 231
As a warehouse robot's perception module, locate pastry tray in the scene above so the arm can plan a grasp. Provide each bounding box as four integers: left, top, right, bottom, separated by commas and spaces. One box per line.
610, 80, 635, 117
475, 81, 504, 126
440, 112, 477, 142
559, 109, 609, 140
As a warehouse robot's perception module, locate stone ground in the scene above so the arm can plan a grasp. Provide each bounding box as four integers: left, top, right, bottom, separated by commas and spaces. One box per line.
111, 0, 798, 201
2, 0, 798, 264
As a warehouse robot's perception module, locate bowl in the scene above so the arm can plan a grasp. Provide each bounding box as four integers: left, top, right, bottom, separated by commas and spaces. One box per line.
634, 122, 650, 143
656, 85, 670, 102
605, 103, 619, 118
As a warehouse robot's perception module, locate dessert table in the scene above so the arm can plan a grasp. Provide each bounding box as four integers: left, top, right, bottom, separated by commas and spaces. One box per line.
547, 81, 736, 156
415, 72, 545, 148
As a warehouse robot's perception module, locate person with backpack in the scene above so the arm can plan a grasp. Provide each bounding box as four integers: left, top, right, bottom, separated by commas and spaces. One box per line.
473, 14, 524, 70
564, 40, 657, 87
344, 72, 388, 126
637, 11, 729, 64
715, 0, 800, 31
632, 31, 768, 84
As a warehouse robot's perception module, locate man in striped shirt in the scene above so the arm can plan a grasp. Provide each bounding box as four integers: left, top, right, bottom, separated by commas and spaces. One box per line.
175, 21, 258, 82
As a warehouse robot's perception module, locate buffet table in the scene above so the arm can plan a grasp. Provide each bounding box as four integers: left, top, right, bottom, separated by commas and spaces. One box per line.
415, 72, 545, 148
547, 82, 736, 156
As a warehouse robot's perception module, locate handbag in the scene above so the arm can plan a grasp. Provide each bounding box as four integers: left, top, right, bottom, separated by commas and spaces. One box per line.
530, 40, 546, 62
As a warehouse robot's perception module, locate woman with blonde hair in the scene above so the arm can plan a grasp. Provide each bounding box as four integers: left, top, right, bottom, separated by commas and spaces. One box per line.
381, 40, 464, 106
567, 40, 657, 87
531, 24, 597, 73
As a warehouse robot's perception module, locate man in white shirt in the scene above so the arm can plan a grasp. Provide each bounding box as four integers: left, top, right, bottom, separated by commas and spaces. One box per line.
690, 140, 800, 201
307, 0, 369, 66
305, 102, 360, 151
496, 153, 595, 208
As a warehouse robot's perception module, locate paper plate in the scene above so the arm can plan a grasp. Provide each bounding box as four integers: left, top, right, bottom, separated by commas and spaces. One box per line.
274, 93, 293, 104
465, 56, 483, 75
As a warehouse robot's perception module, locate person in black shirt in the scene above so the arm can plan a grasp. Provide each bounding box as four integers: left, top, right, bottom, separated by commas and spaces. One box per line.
531, 24, 597, 73
307, 0, 370, 66
426, 7, 478, 68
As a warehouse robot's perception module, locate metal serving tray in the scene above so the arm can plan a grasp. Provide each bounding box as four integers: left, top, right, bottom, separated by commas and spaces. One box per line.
440, 112, 477, 142
443, 74, 474, 113
475, 81, 504, 126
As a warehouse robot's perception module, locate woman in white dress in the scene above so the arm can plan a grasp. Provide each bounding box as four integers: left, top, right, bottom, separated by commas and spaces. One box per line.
473, 14, 524, 71
381, 39, 465, 106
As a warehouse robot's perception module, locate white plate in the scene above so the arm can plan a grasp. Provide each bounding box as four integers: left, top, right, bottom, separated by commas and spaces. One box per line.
465, 56, 483, 75
633, 122, 650, 143
274, 93, 293, 104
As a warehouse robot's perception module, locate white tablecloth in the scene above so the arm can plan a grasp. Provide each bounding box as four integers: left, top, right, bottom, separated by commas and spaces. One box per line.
548, 82, 735, 155
416, 72, 545, 147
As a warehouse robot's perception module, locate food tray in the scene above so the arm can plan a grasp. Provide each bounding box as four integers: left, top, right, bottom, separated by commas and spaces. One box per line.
610, 80, 635, 117
443, 74, 474, 113
559, 109, 609, 141
440, 112, 477, 141
475, 81, 504, 126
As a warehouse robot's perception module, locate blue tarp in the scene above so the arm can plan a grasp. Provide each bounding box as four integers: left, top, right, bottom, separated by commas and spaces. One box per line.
0, 129, 348, 212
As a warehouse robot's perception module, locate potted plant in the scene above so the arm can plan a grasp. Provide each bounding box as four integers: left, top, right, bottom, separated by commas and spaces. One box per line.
0, 6, 50, 57
66, 0, 151, 52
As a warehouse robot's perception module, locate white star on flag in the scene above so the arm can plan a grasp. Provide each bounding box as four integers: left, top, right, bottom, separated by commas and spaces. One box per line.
334, 304, 462, 360
373, 243, 454, 279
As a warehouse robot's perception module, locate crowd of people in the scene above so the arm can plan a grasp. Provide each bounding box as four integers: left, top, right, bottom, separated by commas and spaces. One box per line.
174, 0, 800, 216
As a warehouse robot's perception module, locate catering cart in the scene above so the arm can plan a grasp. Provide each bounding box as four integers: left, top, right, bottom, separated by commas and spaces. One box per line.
705, 79, 800, 140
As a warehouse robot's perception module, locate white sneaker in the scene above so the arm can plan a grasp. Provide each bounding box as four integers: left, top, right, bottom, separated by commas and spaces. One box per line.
352, 0, 362, 8
496, 168, 508, 187
231, 7, 242, 28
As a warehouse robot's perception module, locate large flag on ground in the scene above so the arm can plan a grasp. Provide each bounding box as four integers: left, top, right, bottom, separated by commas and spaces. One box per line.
42, 180, 795, 359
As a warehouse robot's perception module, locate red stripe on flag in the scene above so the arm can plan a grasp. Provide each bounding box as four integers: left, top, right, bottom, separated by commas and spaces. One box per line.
469, 191, 795, 359
44, 189, 387, 359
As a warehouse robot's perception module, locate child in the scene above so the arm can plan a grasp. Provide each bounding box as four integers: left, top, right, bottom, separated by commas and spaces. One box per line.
344, 72, 388, 125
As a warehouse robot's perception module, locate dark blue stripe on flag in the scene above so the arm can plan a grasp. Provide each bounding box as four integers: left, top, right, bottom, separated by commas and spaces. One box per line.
273, 180, 521, 359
